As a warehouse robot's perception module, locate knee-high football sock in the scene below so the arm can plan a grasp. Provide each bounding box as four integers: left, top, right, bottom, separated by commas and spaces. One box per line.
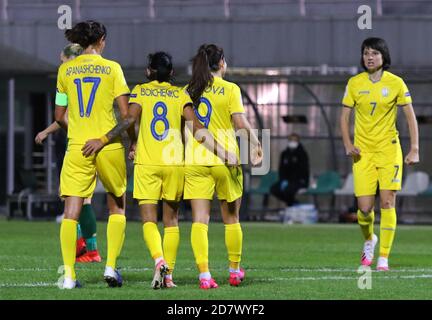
225, 223, 243, 272
379, 208, 397, 258
191, 222, 210, 278
79, 204, 98, 251
106, 214, 126, 269
60, 219, 78, 280
143, 222, 164, 262
357, 210, 375, 241
163, 226, 180, 274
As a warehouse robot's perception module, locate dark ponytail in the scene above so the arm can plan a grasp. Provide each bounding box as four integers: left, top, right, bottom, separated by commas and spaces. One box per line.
147, 52, 173, 83
187, 44, 224, 107
65, 20, 107, 49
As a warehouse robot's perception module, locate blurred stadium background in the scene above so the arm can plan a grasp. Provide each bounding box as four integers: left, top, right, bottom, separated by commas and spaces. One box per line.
1, 0, 432, 224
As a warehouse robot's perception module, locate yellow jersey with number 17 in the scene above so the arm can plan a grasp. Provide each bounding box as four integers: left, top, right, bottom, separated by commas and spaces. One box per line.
342, 71, 412, 153
56, 54, 130, 150
185, 76, 245, 166
129, 81, 192, 166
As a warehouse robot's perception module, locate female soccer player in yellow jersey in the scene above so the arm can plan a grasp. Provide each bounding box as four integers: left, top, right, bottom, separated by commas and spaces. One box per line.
55, 21, 131, 289
83, 51, 237, 289
185, 44, 262, 289
340, 37, 419, 271
35, 43, 101, 264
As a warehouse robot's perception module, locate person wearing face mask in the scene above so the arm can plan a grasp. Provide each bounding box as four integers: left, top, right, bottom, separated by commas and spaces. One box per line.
270, 133, 310, 207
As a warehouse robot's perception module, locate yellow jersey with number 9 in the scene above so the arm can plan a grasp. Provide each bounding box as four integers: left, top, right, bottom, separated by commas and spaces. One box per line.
185, 76, 245, 166
342, 71, 412, 152
129, 81, 191, 166
56, 54, 130, 150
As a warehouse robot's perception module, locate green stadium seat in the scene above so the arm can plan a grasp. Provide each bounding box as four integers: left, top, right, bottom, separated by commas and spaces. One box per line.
305, 171, 342, 222
420, 184, 432, 196
248, 171, 279, 195
305, 171, 342, 195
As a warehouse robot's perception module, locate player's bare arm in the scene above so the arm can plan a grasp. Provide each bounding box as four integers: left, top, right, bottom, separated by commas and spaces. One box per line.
402, 103, 420, 165
232, 113, 263, 166
183, 104, 238, 165
340, 106, 361, 156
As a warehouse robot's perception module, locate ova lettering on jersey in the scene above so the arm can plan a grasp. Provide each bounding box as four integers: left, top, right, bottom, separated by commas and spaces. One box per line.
140, 88, 179, 98
65, 65, 112, 76
204, 85, 225, 95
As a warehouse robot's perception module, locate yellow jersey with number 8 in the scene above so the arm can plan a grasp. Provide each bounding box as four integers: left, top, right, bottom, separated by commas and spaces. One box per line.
129, 81, 191, 166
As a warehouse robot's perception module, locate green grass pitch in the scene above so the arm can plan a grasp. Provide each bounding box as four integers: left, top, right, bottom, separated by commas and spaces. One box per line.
0, 219, 431, 300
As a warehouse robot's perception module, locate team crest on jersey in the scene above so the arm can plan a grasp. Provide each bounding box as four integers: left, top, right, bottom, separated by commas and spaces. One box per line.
382, 88, 389, 97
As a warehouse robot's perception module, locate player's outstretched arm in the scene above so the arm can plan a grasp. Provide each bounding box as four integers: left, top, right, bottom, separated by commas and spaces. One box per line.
402, 103, 419, 165
81, 99, 141, 157
36, 109, 68, 145
231, 113, 262, 166
183, 104, 238, 166
340, 106, 360, 157
35, 121, 61, 145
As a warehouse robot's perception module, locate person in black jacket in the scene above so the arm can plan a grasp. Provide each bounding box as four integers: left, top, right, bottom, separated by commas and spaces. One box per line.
270, 133, 309, 206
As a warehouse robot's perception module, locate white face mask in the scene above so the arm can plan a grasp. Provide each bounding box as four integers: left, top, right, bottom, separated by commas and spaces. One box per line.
287, 141, 299, 149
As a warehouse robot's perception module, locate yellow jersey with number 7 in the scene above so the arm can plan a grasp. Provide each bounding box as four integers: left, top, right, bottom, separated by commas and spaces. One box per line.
342, 71, 412, 153
56, 54, 130, 150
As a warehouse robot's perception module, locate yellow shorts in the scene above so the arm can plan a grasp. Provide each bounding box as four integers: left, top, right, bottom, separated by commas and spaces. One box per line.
133, 165, 184, 202
184, 165, 243, 203
60, 146, 126, 198
353, 142, 403, 197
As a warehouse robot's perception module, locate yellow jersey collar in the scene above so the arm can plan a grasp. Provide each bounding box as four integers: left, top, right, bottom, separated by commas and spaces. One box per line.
148, 80, 171, 87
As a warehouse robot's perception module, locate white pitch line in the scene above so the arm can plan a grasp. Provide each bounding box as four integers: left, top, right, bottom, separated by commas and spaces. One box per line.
280, 268, 432, 273
257, 274, 432, 281
2, 274, 432, 288
0, 282, 56, 288
3, 267, 432, 273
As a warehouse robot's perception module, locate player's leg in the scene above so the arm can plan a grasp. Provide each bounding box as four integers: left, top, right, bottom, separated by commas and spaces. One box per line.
96, 148, 127, 287
140, 201, 169, 289
377, 190, 397, 271
76, 223, 86, 258
353, 153, 379, 266
190, 199, 217, 289
214, 166, 244, 286
103, 192, 126, 287
162, 201, 180, 288
76, 196, 101, 263
220, 198, 244, 286
160, 166, 184, 288
134, 164, 169, 289
59, 148, 96, 289
376, 143, 403, 271
184, 166, 217, 289
61, 196, 84, 289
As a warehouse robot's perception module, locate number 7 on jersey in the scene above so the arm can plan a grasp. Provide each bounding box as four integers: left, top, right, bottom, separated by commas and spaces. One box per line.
73, 77, 101, 117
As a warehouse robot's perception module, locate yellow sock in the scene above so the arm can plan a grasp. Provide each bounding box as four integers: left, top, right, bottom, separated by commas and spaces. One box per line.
143, 222, 163, 260
357, 210, 375, 240
117, 230, 125, 258
106, 214, 126, 269
380, 208, 397, 258
225, 223, 243, 270
163, 226, 180, 274
60, 219, 78, 280
191, 222, 209, 273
